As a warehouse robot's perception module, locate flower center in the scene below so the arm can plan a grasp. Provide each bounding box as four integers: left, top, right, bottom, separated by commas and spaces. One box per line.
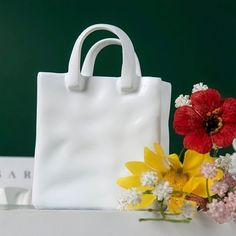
204, 108, 223, 134
163, 169, 189, 192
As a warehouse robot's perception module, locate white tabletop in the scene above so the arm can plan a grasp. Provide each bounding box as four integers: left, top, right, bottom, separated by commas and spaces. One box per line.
0, 207, 234, 236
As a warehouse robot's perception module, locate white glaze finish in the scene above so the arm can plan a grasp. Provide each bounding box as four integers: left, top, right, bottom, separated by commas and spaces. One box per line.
32, 24, 171, 209
81, 38, 142, 77
65, 24, 138, 92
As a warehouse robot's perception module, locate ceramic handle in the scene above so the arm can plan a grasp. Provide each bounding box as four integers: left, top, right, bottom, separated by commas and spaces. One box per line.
65, 24, 139, 92
81, 38, 142, 77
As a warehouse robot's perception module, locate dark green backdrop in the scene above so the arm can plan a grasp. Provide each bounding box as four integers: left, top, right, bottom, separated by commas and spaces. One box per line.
0, 0, 235, 156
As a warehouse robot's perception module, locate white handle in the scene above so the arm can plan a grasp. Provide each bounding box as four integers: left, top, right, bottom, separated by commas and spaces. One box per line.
81, 38, 142, 77
65, 24, 139, 92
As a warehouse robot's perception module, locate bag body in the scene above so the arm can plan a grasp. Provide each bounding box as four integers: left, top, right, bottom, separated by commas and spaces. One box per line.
32, 24, 171, 209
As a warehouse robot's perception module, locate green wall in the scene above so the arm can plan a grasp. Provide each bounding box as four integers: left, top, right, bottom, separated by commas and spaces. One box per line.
0, 0, 235, 156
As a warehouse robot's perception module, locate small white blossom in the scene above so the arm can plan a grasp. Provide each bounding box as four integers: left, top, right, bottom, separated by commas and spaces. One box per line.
153, 181, 173, 201
117, 188, 142, 210
175, 94, 191, 108
140, 171, 158, 187
192, 82, 208, 93
181, 201, 197, 218
117, 196, 129, 211
215, 154, 232, 171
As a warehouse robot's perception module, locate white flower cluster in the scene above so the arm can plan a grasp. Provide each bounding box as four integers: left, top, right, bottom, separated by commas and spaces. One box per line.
175, 94, 191, 108
140, 171, 158, 187
175, 82, 209, 108
153, 181, 173, 201
192, 82, 208, 93
117, 188, 142, 211
215, 154, 232, 171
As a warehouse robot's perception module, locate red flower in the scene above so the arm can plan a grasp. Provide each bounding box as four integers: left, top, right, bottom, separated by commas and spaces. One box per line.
173, 88, 236, 154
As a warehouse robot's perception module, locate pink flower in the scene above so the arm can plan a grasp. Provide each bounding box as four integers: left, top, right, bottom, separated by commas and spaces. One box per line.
225, 191, 236, 210
201, 163, 216, 179
223, 172, 236, 189
211, 181, 229, 197
207, 199, 231, 224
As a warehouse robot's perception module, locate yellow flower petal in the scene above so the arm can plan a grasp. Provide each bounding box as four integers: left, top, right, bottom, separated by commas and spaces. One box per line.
190, 176, 215, 198
214, 169, 224, 181
183, 150, 212, 176
183, 176, 201, 194
129, 194, 156, 209
168, 154, 182, 170
125, 161, 151, 175
144, 146, 169, 173
203, 155, 215, 164
168, 196, 185, 213
116, 176, 150, 191
117, 176, 141, 189
154, 143, 165, 158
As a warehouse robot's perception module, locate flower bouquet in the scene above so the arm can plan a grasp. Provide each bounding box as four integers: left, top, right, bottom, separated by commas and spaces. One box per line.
117, 83, 236, 224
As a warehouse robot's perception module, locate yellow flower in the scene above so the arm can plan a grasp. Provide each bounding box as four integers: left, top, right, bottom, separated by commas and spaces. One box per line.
117, 144, 223, 212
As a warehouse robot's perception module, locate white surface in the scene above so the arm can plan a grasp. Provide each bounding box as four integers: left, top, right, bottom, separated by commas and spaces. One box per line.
0, 209, 234, 236
33, 24, 171, 209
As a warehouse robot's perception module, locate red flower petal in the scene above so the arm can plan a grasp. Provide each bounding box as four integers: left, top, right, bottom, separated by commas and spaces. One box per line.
190, 89, 222, 117
212, 124, 236, 148
173, 106, 203, 135
221, 98, 236, 124
183, 130, 212, 154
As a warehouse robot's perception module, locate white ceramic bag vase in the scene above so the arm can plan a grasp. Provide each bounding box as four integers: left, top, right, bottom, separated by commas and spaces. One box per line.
32, 24, 171, 209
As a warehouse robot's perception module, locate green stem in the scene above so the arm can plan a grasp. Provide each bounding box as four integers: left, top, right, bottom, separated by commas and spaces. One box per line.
179, 148, 186, 163
159, 201, 165, 219
137, 209, 181, 216
139, 217, 191, 223
206, 178, 212, 203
